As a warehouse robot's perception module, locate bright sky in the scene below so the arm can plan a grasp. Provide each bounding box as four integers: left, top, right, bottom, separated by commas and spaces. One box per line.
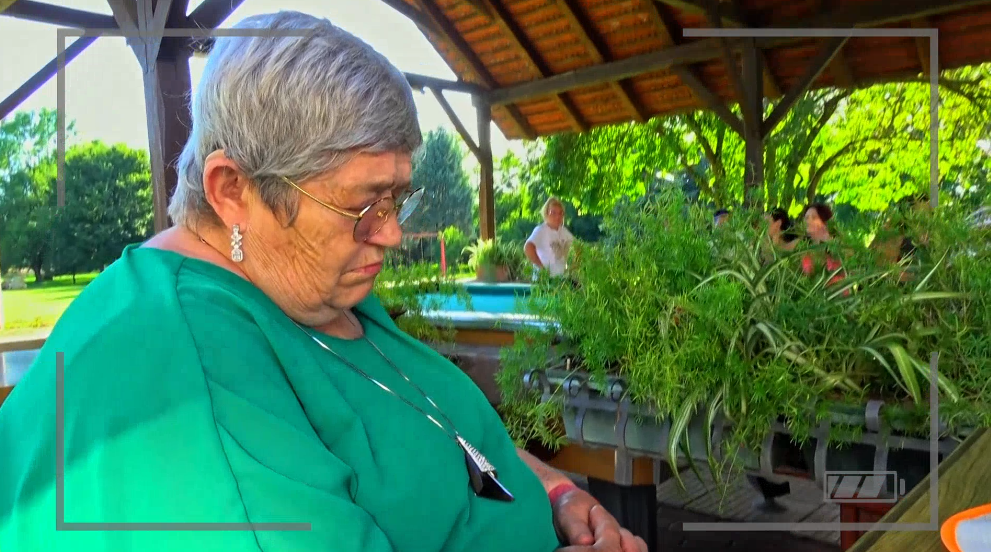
0, 0, 523, 170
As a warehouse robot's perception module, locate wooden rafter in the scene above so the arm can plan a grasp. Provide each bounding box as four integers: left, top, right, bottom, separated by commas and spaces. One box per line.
911, 17, 936, 75
186, 0, 246, 29
642, 0, 744, 135
815, 0, 856, 88
0, 36, 96, 120
723, 0, 783, 98
430, 87, 481, 159
654, 0, 739, 25
654, 0, 781, 98
2, 1, 118, 28
704, 0, 748, 108
490, 0, 987, 107
762, 36, 850, 138
554, 0, 646, 122
478, 0, 587, 133
382, 0, 535, 139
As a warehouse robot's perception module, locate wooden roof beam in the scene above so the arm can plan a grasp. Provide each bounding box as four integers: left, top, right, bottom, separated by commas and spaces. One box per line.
490, 0, 990, 106
642, 1, 745, 135
723, 0, 782, 98
378, 0, 439, 35
653, 0, 780, 98
406, 73, 487, 95
671, 67, 744, 135
654, 0, 741, 27
1, 1, 117, 28
380, 0, 535, 139
430, 87, 481, 160
555, 0, 647, 122
186, 0, 246, 29
813, 0, 855, 88
762, 36, 849, 138
0, 36, 96, 120
703, 0, 748, 110
911, 17, 937, 75
478, 0, 587, 133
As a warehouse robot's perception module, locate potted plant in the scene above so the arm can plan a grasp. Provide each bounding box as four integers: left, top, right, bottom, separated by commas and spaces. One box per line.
465, 238, 512, 283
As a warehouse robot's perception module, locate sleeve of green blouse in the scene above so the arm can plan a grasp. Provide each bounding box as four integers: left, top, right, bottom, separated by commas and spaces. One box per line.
0, 294, 397, 552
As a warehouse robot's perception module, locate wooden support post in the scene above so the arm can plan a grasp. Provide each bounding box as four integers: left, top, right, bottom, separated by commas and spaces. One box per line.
741, 38, 764, 207
142, 49, 192, 233
109, 0, 192, 233
475, 97, 495, 242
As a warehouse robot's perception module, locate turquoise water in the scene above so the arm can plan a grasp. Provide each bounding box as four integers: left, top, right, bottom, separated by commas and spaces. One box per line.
420, 283, 533, 314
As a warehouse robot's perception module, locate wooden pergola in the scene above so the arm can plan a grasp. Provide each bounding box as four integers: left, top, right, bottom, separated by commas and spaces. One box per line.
2, 0, 991, 238
3, 2, 991, 548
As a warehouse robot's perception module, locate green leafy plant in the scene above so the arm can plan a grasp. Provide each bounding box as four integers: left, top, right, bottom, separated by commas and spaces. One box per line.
497, 185, 990, 494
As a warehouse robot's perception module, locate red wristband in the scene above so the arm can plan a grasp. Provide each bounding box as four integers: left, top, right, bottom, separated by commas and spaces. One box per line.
547, 482, 579, 505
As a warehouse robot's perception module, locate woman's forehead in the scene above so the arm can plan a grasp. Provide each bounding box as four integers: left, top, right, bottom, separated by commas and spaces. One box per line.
331, 152, 412, 192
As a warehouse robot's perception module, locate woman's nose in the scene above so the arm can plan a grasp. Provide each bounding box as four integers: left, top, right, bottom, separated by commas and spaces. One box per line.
369, 213, 403, 248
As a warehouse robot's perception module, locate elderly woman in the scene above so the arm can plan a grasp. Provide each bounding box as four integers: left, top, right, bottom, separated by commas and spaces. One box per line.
0, 12, 644, 552
525, 197, 575, 277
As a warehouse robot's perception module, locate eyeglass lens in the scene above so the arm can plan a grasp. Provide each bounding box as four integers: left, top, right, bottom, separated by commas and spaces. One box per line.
353, 188, 424, 242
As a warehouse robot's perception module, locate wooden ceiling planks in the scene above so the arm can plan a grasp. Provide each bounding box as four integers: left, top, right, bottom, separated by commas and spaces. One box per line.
393, 0, 991, 139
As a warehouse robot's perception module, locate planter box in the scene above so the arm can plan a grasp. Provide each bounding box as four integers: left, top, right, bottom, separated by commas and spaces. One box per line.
523, 368, 964, 493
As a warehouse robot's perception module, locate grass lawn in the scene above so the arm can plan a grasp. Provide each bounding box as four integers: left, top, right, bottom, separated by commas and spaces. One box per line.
0, 273, 96, 338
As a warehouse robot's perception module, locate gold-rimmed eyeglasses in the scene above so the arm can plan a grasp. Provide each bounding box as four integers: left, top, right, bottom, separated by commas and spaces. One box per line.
282, 176, 424, 242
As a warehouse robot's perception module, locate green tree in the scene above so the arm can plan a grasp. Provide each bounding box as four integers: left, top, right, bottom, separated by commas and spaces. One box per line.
50, 141, 153, 281
405, 127, 474, 236
525, 63, 991, 217
0, 109, 67, 281
0, 118, 153, 282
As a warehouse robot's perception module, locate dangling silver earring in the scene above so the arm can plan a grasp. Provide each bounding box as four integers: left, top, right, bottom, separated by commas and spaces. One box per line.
230, 224, 244, 263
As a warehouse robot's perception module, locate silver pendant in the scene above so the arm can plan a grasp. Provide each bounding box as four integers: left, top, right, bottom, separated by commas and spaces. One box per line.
458, 436, 514, 502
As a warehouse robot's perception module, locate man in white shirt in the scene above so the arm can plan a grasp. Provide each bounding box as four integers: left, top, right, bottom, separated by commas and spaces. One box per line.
525, 197, 575, 277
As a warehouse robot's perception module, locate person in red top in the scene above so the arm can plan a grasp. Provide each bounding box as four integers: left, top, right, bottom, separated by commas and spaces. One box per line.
800, 203, 845, 287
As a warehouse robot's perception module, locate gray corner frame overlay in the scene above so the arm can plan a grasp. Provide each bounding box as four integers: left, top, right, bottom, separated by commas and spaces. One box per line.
680, 26, 941, 533
55, 27, 315, 532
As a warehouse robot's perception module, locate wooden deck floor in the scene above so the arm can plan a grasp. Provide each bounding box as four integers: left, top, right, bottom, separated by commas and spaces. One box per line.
656, 468, 841, 549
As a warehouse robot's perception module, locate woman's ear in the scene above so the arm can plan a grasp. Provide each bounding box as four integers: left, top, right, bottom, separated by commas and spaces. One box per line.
201, 150, 250, 227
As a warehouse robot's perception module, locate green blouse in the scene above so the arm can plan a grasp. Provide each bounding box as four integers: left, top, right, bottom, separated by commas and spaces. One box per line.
0, 245, 561, 552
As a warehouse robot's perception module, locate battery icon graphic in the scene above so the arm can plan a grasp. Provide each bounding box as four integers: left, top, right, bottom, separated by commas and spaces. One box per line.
823, 471, 907, 503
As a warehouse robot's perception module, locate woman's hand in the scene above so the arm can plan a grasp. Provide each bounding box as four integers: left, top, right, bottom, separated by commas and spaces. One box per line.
553, 489, 647, 552
555, 502, 647, 552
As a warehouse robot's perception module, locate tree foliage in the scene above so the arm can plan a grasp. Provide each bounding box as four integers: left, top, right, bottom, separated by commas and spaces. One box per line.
526, 63, 991, 217
0, 110, 153, 281
405, 127, 474, 235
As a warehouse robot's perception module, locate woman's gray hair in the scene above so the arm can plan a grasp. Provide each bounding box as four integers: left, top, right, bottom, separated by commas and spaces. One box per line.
170, 10, 422, 228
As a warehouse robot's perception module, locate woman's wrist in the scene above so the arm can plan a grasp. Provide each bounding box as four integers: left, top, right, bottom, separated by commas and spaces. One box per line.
547, 481, 580, 505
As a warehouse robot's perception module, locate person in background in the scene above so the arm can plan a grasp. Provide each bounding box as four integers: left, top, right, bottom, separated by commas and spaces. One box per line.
525, 197, 575, 278
800, 203, 845, 286
714, 208, 731, 227
873, 193, 930, 282
766, 208, 800, 252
